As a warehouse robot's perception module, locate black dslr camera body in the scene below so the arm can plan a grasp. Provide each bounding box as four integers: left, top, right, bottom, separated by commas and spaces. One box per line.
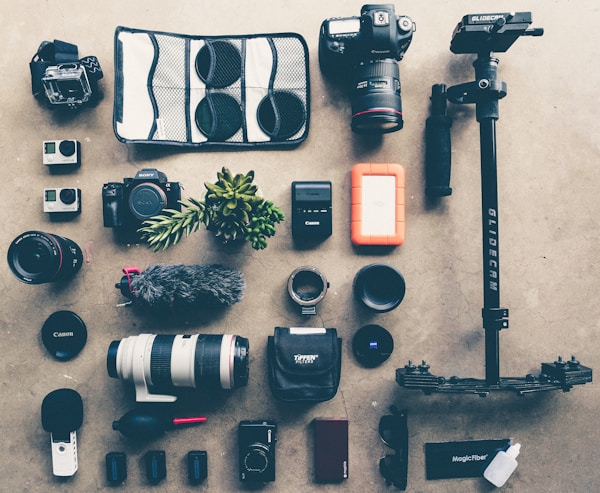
319, 4, 415, 134
239, 420, 277, 483
102, 169, 181, 238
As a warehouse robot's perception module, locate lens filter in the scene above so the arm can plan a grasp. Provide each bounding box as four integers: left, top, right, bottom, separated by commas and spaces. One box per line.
195, 40, 242, 88
195, 93, 243, 141
257, 91, 306, 140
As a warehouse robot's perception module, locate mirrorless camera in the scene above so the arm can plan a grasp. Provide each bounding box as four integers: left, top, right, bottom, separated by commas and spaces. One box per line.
102, 168, 181, 237
239, 421, 277, 483
319, 4, 415, 134
44, 188, 81, 214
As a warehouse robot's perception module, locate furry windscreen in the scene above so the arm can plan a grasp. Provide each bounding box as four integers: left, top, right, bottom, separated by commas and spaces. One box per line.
130, 264, 245, 311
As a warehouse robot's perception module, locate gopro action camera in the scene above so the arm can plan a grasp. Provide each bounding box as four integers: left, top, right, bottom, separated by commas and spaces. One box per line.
44, 188, 81, 214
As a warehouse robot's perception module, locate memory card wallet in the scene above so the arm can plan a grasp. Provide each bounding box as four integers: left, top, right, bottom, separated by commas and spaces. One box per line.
113, 26, 309, 148
268, 327, 342, 402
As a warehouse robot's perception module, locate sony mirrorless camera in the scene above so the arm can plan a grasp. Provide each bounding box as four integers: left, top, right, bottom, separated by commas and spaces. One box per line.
102, 168, 181, 237
239, 420, 277, 483
319, 4, 415, 134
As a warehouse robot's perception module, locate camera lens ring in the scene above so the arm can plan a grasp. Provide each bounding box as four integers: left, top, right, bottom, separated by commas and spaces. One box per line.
351, 59, 403, 134
287, 266, 328, 308
244, 443, 271, 473
128, 182, 168, 221
7, 231, 82, 284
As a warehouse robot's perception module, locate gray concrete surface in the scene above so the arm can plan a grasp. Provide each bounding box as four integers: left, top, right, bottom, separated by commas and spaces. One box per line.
1, 1, 599, 492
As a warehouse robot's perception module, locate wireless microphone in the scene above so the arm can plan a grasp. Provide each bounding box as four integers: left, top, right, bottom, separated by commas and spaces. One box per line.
41, 388, 83, 476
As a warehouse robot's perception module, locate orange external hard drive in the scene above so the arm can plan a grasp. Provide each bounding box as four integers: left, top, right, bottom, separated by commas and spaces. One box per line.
351, 163, 405, 246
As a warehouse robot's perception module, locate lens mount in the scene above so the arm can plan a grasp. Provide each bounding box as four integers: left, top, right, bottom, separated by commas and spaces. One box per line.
287, 266, 329, 316
128, 182, 167, 220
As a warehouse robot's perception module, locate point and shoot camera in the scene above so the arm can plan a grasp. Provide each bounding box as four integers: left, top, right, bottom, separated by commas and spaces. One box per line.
319, 4, 415, 134
102, 168, 181, 238
239, 420, 277, 483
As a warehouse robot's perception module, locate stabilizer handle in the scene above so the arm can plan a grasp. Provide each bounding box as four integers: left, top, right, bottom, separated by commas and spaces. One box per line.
425, 84, 453, 197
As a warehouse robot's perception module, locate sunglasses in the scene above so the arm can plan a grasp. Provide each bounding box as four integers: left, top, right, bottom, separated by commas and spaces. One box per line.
379, 406, 408, 490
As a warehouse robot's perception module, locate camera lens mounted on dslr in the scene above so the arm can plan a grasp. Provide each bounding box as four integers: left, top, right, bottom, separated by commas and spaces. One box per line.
319, 4, 415, 134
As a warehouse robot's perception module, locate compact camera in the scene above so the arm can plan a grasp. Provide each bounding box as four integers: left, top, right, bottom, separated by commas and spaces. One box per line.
102, 168, 181, 236
239, 421, 277, 483
43, 140, 81, 167
44, 188, 81, 214
319, 4, 415, 134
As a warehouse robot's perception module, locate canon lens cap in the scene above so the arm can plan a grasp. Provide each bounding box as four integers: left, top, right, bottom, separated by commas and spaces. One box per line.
41, 310, 87, 360
352, 324, 394, 368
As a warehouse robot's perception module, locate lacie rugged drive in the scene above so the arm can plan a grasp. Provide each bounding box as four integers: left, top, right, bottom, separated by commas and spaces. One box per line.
313, 418, 348, 482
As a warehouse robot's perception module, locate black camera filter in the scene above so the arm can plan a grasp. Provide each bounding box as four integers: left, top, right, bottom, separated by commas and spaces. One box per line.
352, 325, 394, 368
195, 93, 243, 141
195, 40, 242, 88
41, 310, 87, 360
257, 91, 306, 140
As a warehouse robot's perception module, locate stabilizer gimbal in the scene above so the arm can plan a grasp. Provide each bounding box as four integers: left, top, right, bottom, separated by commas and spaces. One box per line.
398, 12, 593, 396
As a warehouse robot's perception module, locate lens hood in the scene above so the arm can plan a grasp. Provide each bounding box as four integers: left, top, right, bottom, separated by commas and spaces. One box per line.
353, 263, 405, 312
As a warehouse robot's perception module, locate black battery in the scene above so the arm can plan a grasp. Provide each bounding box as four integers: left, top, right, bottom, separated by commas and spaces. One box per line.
291, 181, 332, 238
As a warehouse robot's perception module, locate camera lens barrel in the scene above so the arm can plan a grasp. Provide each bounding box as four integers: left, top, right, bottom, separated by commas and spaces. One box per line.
7, 231, 83, 284
351, 59, 403, 134
107, 333, 249, 402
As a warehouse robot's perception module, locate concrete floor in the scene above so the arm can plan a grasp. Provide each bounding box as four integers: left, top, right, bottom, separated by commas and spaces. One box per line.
1, 1, 599, 492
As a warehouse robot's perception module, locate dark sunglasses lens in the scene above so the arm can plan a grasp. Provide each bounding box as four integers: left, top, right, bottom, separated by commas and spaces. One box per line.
379, 455, 407, 490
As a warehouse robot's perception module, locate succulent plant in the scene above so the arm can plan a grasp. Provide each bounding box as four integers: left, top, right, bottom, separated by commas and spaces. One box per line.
138, 167, 284, 251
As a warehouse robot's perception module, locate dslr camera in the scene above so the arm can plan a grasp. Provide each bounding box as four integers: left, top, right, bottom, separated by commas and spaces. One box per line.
239, 421, 277, 483
102, 168, 181, 237
319, 4, 415, 134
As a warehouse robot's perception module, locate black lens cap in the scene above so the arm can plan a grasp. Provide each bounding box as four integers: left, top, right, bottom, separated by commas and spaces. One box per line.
352, 324, 394, 368
41, 310, 87, 360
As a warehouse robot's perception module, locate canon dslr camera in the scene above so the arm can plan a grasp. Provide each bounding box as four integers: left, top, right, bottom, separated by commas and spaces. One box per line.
103, 168, 181, 239
319, 4, 415, 134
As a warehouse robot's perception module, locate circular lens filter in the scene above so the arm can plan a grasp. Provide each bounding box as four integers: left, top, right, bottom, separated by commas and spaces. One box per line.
42, 310, 87, 360
195, 40, 242, 88
257, 91, 306, 140
195, 93, 243, 141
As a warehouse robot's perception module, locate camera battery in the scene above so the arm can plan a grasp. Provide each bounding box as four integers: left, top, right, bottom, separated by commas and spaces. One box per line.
313, 418, 348, 482
291, 181, 332, 239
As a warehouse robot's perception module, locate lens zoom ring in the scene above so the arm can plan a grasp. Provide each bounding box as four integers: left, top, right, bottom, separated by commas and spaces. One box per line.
359, 59, 399, 79
150, 335, 174, 388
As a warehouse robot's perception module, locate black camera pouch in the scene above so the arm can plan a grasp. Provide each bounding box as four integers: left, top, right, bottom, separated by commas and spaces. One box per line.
113, 26, 309, 149
268, 327, 341, 402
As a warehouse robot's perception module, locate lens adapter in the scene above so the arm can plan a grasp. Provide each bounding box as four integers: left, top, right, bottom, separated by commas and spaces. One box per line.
7, 231, 83, 284
287, 266, 329, 315
352, 59, 403, 134
353, 263, 405, 312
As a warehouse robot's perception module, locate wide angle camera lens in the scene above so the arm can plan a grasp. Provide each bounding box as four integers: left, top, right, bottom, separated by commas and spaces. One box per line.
7, 231, 83, 284
351, 59, 403, 134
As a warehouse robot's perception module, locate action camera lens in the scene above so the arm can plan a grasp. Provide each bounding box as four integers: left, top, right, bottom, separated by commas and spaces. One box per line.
351, 59, 403, 134
7, 231, 83, 284
59, 188, 77, 205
